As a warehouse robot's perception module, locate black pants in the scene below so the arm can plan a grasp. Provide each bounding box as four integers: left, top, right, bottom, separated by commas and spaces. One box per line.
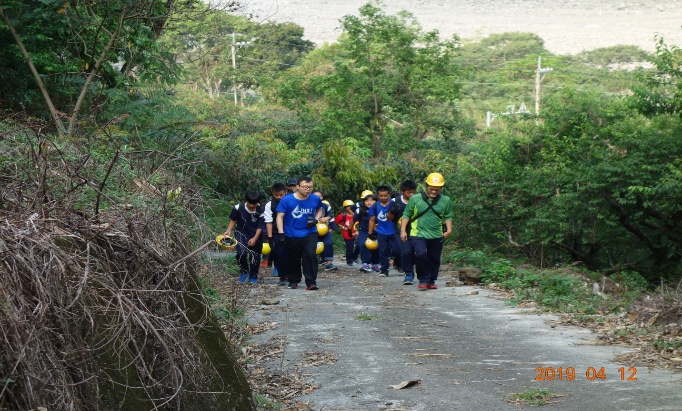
410, 236, 444, 284
272, 233, 288, 281
285, 232, 318, 286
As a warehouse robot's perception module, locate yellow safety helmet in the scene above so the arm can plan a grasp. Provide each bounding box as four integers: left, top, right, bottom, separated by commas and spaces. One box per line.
262, 242, 271, 255
365, 238, 379, 250
342, 199, 354, 208
322, 200, 330, 205
425, 172, 445, 187
316, 242, 325, 254
353, 221, 359, 232
316, 222, 329, 236
360, 190, 373, 199
215, 234, 237, 251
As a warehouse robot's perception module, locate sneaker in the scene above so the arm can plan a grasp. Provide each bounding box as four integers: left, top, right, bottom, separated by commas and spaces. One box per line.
324, 264, 338, 271
372, 265, 380, 273
260, 260, 268, 268
378, 269, 389, 277
238, 273, 249, 283
427, 283, 438, 290
273, 267, 279, 276
306, 284, 320, 291
360, 264, 372, 272
278, 280, 287, 286
403, 275, 414, 285
287, 283, 298, 289
248, 277, 258, 284
417, 283, 428, 291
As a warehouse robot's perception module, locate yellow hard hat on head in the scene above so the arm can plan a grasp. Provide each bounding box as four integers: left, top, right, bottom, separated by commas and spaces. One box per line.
360, 190, 373, 199
425, 172, 445, 187
342, 199, 354, 208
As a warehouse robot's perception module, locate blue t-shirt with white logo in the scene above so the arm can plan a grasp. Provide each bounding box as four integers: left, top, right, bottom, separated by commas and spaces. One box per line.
276, 193, 323, 238
368, 200, 395, 235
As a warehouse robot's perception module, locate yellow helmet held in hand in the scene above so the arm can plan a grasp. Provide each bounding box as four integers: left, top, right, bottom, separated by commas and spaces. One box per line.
262, 242, 271, 255
365, 238, 379, 250
360, 190, 373, 199
316, 222, 329, 236
342, 199, 354, 208
425, 172, 445, 187
316, 242, 325, 254
215, 234, 237, 251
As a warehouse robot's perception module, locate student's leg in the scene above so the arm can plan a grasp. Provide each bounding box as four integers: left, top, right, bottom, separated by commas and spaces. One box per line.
321, 233, 333, 263
273, 235, 288, 281
248, 246, 261, 280
300, 233, 319, 286
425, 238, 444, 284
344, 238, 354, 264
399, 238, 414, 276
377, 234, 390, 271
409, 237, 428, 284
357, 231, 370, 264
285, 236, 303, 285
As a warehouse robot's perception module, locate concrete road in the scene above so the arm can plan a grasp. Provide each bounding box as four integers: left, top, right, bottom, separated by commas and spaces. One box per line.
248, 267, 682, 410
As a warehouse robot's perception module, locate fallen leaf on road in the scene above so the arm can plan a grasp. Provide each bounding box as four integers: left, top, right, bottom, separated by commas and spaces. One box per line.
388, 379, 421, 389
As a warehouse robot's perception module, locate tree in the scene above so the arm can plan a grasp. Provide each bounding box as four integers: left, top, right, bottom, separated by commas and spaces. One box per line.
0, 0, 206, 134
158, 5, 313, 100
272, 2, 467, 156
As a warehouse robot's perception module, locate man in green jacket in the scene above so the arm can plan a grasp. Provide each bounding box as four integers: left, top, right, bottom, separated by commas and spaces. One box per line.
399, 173, 453, 290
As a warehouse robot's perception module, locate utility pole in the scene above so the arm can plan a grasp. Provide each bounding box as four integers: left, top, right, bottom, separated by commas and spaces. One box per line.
534, 56, 553, 116
231, 32, 251, 106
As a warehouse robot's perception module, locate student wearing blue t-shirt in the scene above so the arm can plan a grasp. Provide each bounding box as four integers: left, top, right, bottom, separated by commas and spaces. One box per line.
368, 185, 401, 277
224, 191, 265, 284
275, 177, 324, 290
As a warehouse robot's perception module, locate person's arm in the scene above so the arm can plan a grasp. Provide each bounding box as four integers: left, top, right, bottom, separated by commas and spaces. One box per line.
443, 198, 454, 239
224, 220, 236, 237
400, 216, 410, 242
248, 227, 262, 247
443, 220, 453, 238
368, 216, 376, 237
276, 212, 285, 236
315, 207, 323, 221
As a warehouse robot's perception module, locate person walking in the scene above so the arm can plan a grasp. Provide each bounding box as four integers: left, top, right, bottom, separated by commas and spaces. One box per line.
276, 177, 324, 290
224, 191, 265, 284
335, 200, 360, 267
399, 173, 453, 290
354, 191, 379, 273
263, 182, 289, 285
389, 180, 417, 285
313, 190, 338, 271
368, 185, 400, 277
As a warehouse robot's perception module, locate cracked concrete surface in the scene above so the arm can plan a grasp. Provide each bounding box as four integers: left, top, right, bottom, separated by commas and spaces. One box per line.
248, 267, 682, 410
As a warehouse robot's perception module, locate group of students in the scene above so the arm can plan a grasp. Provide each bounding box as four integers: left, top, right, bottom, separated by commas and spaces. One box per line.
222, 173, 454, 291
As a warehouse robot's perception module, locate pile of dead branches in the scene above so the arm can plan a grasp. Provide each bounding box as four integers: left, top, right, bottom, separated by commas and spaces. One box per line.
0, 122, 254, 410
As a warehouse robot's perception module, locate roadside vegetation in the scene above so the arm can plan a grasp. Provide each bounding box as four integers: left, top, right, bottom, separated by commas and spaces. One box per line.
1, 0, 681, 409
